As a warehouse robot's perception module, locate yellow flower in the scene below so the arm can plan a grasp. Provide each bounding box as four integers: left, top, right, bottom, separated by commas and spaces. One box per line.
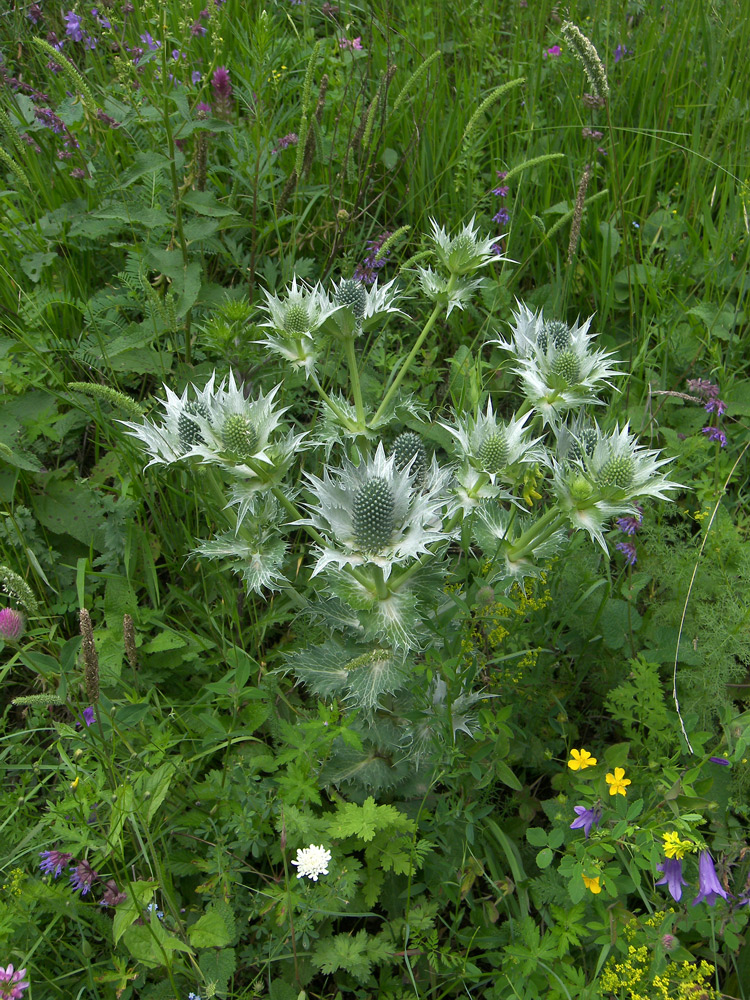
663, 831, 692, 859
582, 873, 602, 894
70, 776, 79, 790
568, 748, 597, 771
605, 767, 631, 796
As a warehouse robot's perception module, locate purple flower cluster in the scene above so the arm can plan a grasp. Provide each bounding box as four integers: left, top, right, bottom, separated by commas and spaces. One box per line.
272, 132, 298, 154
0, 608, 24, 642
63, 9, 103, 49
354, 231, 392, 284
614, 502, 642, 566
614, 44, 631, 63
339, 37, 363, 51
34, 106, 81, 162
211, 66, 234, 117
490, 169, 510, 253
0, 963, 29, 1000
657, 850, 729, 905
543, 45, 561, 59
688, 378, 728, 448
39, 850, 127, 907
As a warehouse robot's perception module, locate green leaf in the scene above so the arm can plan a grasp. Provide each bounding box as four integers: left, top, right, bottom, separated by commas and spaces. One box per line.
113, 881, 157, 946
526, 827, 548, 847
536, 847, 554, 869
188, 902, 236, 948
199, 949, 236, 995
181, 190, 240, 217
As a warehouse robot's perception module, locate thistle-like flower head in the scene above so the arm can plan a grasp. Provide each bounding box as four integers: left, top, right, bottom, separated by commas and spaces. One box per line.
416, 266, 484, 317
330, 275, 405, 337
120, 374, 218, 467
491, 303, 622, 424
441, 400, 545, 486
297, 443, 451, 579
256, 277, 341, 375
429, 216, 505, 276
552, 423, 681, 548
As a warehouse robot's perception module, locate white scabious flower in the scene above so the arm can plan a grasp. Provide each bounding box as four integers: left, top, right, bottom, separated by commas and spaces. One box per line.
330, 275, 405, 337
552, 423, 681, 549
416, 266, 484, 317
120, 373, 219, 468
440, 401, 545, 511
291, 844, 331, 881
491, 302, 622, 425
429, 216, 505, 276
256, 277, 342, 376
297, 443, 452, 580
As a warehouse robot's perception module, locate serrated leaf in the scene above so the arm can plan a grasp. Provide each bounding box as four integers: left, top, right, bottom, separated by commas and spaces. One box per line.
188, 902, 235, 948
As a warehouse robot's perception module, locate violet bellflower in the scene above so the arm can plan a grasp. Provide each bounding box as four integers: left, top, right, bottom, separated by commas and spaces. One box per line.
656, 857, 688, 902
570, 805, 602, 838
692, 851, 729, 906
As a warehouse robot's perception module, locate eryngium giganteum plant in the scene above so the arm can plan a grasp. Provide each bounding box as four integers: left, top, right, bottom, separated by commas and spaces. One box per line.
112, 218, 680, 792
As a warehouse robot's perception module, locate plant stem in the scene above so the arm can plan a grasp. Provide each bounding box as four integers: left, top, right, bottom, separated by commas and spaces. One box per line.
506, 508, 566, 562
370, 564, 390, 600
343, 335, 366, 427
370, 273, 457, 427
160, 30, 192, 365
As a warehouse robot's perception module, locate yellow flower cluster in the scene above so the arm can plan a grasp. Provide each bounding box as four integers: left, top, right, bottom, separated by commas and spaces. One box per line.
600, 944, 717, 1000
663, 831, 694, 859
1, 868, 26, 897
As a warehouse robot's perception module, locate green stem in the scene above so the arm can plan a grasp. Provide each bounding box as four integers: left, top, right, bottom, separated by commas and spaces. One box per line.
370, 273, 457, 427
160, 34, 192, 365
506, 508, 566, 562
310, 373, 355, 428
343, 336, 365, 427
370, 564, 390, 601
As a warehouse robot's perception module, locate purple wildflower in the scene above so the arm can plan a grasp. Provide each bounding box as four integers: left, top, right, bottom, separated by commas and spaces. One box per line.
99, 880, 127, 907
212, 66, 233, 98
272, 132, 298, 153
543, 45, 561, 58
0, 608, 25, 641
616, 514, 642, 535
702, 426, 727, 447
140, 32, 161, 51
656, 857, 688, 901
130, 47, 144, 65
570, 805, 602, 838
191, 21, 207, 36
616, 541, 637, 565
339, 37, 363, 51
39, 850, 74, 877
709, 756, 730, 766
492, 207, 511, 226
0, 964, 29, 999
34, 107, 66, 135
354, 231, 392, 284
687, 378, 720, 400
64, 11, 85, 42
96, 109, 119, 128
692, 851, 729, 906
492, 184, 510, 197
70, 859, 99, 895
70, 167, 87, 179
28, 4, 43, 23
582, 127, 604, 140
83, 35, 97, 49
614, 44, 630, 63
192, 70, 202, 84
91, 8, 112, 29
195, 101, 212, 116
75, 706, 95, 728
704, 398, 727, 415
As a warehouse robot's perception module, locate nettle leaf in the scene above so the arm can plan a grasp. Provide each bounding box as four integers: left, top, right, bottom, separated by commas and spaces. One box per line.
188, 900, 236, 948
199, 948, 236, 994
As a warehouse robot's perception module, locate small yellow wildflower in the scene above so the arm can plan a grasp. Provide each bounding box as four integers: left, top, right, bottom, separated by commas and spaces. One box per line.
663, 831, 692, 859
70, 775, 80, 790
568, 748, 597, 771
605, 766, 631, 796
582, 873, 602, 894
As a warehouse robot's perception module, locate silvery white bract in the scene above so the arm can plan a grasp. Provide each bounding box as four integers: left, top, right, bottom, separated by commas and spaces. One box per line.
429, 216, 505, 276
256, 276, 341, 376
297, 443, 452, 580
193, 532, 287, 593
120, 373, 220, 468
188, 375, 307, 482
416, 266, 484, 317
441, 400, 545, 497
491, 303, 622, 424
330, 275, 405, 337
552, 423, 681, 548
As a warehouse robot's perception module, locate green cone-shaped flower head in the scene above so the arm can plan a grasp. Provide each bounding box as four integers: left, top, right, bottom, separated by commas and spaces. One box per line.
334, 278, 367, 320
353, 477, 396, 551
537, 319, 570, 353
392, 432, 428, 486
177, 401, 210, 450
222, 414, 259, 460
429, 216, 504, 276
478, 429, 509, 473
296, 443, 452, 580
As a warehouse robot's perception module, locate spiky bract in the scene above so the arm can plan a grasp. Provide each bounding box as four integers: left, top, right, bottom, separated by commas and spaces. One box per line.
297, 443, 451, 579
